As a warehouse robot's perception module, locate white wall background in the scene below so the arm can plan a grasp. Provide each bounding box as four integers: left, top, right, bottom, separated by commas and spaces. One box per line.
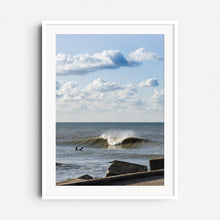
0, 0, 220, 219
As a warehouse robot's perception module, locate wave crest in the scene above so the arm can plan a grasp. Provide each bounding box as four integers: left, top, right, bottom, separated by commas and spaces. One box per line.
57, 130, 159, 148
100, 130, 136, 146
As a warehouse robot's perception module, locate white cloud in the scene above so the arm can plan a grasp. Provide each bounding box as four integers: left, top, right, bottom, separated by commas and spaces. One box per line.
86, 78, 122, 92
56, 79, 144, 112
56, 48, 162, 75
56, 50, 140, 75
56, 79, 164, 112
128, 48, 162, 62
56, 81, 78, 98
56, 79, 164, 122
147, 89, 164, 111
138, 78, 159, 87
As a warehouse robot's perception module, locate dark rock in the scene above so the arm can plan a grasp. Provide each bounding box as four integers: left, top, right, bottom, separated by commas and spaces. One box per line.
149, 158, 164, 170
78, 174, 93, 180
106, 160, 148, 177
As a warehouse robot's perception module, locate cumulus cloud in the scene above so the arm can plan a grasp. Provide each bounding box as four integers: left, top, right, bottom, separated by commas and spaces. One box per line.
56, 79, 165, 121
56, 79, 165, 112
147, 89, 164, 111
138, 78, 159, 87
56, 79, 144, 112
56, 48, 162, 75
56, 81, 78, 98
128, 48, 162, 62
56, 50, 140, 75
86, 78, 122, 92
116, 85, 143, 106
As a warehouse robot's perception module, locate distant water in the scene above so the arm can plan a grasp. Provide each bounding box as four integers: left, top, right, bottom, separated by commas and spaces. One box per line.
56, 122, 164, 182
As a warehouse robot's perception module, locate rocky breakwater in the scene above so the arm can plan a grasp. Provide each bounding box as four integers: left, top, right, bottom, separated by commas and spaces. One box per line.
149, 158, 164, 170
106, 160, 148, 177
57, 157, 164, 186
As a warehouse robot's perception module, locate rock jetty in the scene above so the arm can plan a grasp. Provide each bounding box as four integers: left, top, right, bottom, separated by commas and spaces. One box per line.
56, 157, 164, 186
78, 174, 93, 180
106, 160, 148, 177
149, 158, 164, 170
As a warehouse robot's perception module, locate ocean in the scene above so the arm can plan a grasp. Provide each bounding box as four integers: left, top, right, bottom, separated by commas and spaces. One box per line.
56, 122, 164, 182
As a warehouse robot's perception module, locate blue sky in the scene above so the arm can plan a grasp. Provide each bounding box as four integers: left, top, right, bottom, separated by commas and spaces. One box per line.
56, 34, 164, 122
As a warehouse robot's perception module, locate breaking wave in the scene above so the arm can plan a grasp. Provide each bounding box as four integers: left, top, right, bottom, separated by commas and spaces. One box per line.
57, 130, 160, 148
100, 130, 136, 145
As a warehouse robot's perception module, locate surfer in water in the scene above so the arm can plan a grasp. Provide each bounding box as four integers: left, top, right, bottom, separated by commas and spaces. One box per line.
75, 146, 85, 151
79, 147, 84, 151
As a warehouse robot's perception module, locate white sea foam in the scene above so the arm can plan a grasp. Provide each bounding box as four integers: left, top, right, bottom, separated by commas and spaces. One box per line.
100, 130, 136, 146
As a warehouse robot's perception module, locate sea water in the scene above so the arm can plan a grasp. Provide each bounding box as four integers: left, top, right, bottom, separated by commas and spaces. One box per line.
56, 122, 164, 182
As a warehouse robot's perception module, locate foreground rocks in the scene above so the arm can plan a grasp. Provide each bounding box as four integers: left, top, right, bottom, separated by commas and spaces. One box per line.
56, 157, 164, 186
78, 174, 93, 180
57, 169, 164, 186
106, 160, 148, 177
149, 158, 164, 170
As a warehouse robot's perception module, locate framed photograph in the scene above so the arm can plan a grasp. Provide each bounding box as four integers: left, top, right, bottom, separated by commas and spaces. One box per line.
42, 21, 178, 199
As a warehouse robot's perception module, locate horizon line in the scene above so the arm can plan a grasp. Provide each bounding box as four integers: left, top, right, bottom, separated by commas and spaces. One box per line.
56, 121, 164, 123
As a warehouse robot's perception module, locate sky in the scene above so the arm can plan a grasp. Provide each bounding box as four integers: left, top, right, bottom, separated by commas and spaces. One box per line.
56, 34, 164, 122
